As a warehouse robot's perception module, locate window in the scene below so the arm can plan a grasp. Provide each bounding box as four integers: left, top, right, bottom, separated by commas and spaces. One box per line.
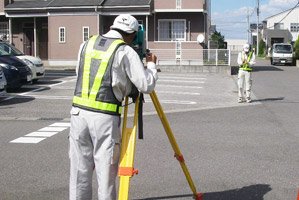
290, 23, 299, 32
176, 0, 182, 9
274, 23, 284, 30
59, 27, 66, 43
83, 27, 89, 42
0, 22, 9, 41
158, 20, 185, 41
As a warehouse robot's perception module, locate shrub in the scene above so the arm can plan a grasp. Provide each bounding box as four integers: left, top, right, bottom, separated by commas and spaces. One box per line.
294, 35, 299, 59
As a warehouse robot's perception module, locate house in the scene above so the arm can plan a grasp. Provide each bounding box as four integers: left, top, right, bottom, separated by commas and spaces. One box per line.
225, 39, 248, 54
0, 0, 211, 67
262, 6, 299, 48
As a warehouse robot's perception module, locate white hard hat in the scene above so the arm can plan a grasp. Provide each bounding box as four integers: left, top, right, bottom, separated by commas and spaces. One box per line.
243, 44, 250, 52
111, 14, 139, 34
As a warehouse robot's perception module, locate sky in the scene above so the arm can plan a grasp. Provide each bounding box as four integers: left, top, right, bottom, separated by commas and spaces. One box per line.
211, 0, 299, 40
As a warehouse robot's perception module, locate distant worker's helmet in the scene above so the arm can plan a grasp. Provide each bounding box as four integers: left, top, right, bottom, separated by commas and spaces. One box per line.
243, 44, 250, 52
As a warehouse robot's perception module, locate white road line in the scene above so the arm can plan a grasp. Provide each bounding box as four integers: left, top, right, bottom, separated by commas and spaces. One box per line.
157, 84, 202, 89
144, 99, 197, 105
19, 86, 48, 96
9, 122, 70, 144
159, 76, 207, 80
38, 127, 68, 132
25, 131, 59, 137
159, 74, 208, 77
156, 91, 200, 95
158, 80, 205, 83
10, 137, 46, 144
49, 122, 70, 127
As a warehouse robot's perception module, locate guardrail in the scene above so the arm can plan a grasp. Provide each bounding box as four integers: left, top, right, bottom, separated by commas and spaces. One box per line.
149, 49, 231, 66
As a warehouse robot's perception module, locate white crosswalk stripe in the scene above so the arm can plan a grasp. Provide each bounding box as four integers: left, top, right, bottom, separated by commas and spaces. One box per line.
9, 122, 70, 144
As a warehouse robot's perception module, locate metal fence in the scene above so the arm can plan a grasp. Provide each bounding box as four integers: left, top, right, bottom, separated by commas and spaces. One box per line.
149, 49, 231, 66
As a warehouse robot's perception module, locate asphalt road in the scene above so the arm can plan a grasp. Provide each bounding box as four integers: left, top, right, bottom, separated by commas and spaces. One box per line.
1, 58, 299, 200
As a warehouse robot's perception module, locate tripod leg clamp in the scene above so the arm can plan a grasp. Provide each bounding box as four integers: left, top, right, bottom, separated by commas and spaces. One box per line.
174, 154, 185, 162
195, 193, 204, 200
118, 167, 139, 177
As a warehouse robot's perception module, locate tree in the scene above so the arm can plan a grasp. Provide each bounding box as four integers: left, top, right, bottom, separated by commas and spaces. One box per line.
294, 35, 299, 60
258, 39, 266, 56
211, 31, 225, 49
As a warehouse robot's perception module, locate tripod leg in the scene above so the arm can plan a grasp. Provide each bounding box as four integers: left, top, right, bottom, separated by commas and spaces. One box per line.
118, 96, 140, 200
150, 91, 203, 200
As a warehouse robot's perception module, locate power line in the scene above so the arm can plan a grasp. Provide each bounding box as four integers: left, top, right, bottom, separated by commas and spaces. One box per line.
267, 2, 299, 29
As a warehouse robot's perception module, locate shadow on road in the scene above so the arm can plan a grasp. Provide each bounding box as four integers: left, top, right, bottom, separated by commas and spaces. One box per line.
253, 97, 284, 103
134, 184, 271, 200
231, 65, 283, 75
252, 66, 283, 72
0, 95, 35, 106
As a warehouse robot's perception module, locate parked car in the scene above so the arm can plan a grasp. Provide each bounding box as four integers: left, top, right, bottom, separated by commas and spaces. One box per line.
0, 42, 45, 83
0, 65, 7, 94
0, 48, 32, 89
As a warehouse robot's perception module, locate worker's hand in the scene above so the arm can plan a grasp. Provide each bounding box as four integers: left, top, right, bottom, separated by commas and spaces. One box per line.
145, 53, 157, 64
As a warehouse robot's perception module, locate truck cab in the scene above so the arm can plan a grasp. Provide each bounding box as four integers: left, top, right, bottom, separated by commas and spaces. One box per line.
270, 43, 294, 65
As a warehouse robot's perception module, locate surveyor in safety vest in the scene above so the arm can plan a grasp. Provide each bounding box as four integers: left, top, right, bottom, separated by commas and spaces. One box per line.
237, 43, 256, 103
69, 14, 158, 200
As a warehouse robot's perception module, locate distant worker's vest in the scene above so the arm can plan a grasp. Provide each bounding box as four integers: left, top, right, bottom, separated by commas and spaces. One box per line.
73, 35, 125, 116
239, 51, 253, 71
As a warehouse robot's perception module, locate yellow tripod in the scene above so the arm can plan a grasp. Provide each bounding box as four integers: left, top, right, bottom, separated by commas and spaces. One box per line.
118, 91, 203, 200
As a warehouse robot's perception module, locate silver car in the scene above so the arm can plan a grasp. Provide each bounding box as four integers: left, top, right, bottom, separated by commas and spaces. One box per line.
0, 42, 45, 83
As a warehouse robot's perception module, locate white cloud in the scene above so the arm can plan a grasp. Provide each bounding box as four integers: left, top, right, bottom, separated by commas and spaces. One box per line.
212, 0, 298, 39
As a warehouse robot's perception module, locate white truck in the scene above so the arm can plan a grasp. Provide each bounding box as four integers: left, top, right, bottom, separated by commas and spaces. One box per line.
270, 43, 294, 65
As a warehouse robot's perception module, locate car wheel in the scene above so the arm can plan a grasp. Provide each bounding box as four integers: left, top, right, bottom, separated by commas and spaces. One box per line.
32, 79, 39, 83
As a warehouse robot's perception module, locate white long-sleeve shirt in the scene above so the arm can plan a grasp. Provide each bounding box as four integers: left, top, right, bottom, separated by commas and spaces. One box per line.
76, 30, 158, 102
237, 51, 256, 67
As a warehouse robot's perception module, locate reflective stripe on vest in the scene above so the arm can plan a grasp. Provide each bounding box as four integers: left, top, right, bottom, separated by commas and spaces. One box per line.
73, 35, 125, 114
239, 51, 253, 71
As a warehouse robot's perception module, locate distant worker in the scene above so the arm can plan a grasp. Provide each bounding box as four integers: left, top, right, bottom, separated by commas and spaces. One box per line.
237, 43, 256, 103
69, 14, 158, 200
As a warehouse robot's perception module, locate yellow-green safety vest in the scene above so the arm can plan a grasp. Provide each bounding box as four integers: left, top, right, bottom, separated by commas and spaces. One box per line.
239, 51, 253, 71
73, 35, 125, 115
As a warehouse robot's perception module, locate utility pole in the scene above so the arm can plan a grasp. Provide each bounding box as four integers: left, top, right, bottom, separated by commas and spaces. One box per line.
256, 0, 259, 55
247, 9, 250, 43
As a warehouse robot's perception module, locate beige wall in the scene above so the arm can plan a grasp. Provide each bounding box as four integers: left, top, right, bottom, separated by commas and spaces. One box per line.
154, 0, 204, 9
48, 15, 98, 60
182, 0, 204, 9
0, 3, 4, 14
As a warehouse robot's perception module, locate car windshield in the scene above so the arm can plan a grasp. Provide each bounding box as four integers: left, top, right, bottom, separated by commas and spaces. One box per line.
0, 42, 24, 56
274, 45, 292, 53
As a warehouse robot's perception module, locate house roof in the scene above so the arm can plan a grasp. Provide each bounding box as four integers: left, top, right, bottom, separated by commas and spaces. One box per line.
48, 0, 104, 7
102, 0, 151, 6
5, 0, 53, 8
264, 6, 299, 21
5, 0, 151, 9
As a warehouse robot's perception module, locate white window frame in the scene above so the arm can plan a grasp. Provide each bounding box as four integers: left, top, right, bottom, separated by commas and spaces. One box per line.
0, 22, 9, 41
82, 26, 90, 42
59, 27, 66, 43
176, 0, 182, 9
158, 19, 186, 42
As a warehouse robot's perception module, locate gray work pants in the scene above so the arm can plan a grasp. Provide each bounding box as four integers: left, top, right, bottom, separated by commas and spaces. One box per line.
69, 107, 121, 200
238, 70, 252, 99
